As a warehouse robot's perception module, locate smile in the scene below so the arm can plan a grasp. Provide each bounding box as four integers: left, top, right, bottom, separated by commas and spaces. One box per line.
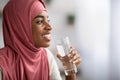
42, 34, 51, 41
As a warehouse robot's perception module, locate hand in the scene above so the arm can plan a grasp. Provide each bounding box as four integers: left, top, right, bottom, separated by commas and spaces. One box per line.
56, 47, 81, 68
68, 48, 81, 68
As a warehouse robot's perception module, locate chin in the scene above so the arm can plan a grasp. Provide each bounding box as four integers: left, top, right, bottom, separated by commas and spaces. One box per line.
44, 44, 50, 47
40, 43, 50, 48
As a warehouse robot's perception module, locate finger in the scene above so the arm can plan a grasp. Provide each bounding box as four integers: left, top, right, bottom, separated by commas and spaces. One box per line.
70, 54, 80, 63
68, 49, 76, 58
73, 58, 82, 67
73, 58, 82, 64
56, 52, 62, 61
74, 54, 80, 60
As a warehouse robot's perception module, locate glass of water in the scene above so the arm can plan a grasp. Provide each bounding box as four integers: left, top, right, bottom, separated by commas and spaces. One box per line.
56, 36, 77, 76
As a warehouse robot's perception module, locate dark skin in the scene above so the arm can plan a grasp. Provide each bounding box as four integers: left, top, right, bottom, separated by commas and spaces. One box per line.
32, 10, 81, 80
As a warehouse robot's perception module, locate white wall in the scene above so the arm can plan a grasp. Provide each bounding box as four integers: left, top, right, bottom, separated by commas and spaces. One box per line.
110, 0, 120, 80
0, 0, 7, 48
0, 19, 4, 48
0, 0, 8, 12
75, 0, 110, 80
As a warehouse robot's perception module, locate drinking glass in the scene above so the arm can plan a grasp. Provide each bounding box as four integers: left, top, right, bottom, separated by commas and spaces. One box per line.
56, 37, 77, 76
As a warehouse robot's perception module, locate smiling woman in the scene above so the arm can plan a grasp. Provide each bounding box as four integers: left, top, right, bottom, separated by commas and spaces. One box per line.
0, 0, 81, 80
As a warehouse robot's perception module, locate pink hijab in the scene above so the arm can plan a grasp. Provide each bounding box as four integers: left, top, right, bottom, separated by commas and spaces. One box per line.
0, 0, 49, 80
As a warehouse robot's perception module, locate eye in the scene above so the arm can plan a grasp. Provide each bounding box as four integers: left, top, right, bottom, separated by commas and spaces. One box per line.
36, 20, 44, 25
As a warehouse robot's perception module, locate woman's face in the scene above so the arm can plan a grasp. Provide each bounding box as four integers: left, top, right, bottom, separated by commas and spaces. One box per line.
32, 10, 52, 48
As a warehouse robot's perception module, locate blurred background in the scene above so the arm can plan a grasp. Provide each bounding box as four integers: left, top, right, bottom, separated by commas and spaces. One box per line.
0, 0, 120, 80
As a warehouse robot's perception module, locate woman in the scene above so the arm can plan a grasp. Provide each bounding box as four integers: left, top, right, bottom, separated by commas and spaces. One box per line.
0, 0, 81, 80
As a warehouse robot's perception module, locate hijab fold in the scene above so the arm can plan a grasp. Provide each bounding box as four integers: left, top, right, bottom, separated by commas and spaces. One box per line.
0, 0, 49, 80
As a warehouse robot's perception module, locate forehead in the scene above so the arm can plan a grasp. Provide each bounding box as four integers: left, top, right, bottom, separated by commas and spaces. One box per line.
34, 10, 48, 19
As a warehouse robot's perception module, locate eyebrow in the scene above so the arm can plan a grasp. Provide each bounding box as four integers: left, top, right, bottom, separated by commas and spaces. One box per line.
34, 15, 49, 19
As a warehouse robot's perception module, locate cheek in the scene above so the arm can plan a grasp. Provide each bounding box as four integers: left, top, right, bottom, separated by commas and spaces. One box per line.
32, 25, 41, 35
32, 26, 44, 42
32, 25, 39, 40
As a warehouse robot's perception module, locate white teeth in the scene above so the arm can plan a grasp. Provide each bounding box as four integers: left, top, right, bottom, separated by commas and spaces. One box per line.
42, 34, 51, 38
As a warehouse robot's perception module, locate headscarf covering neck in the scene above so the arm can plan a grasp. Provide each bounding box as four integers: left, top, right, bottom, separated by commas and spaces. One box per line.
0, 0, 49, 80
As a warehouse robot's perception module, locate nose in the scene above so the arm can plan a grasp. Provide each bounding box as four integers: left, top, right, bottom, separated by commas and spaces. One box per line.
45, 22, 52, 31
